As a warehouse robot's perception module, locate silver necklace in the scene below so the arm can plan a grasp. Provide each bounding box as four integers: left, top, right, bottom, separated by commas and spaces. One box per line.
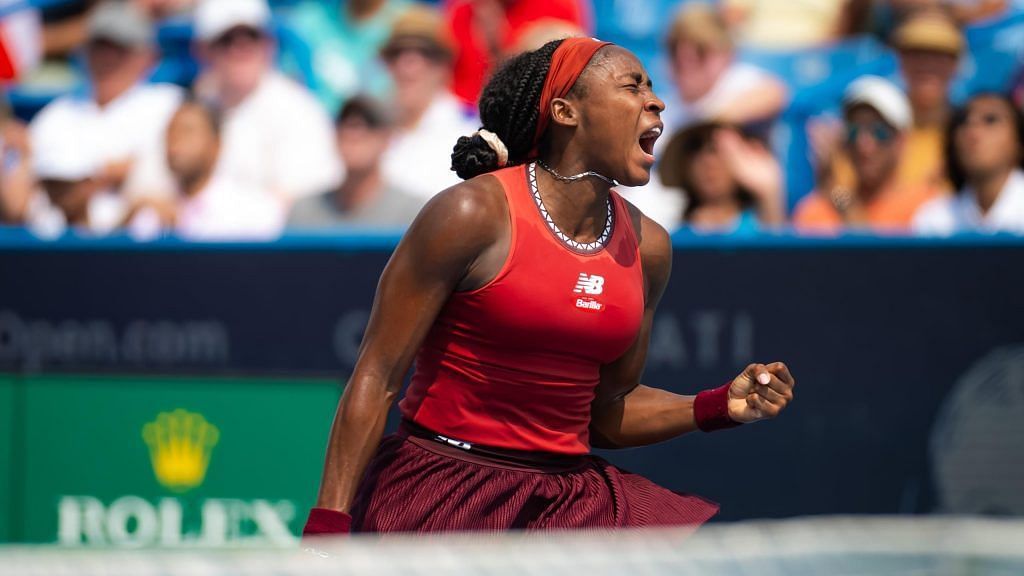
537, 160, 618, 186
528, 162, 613, 253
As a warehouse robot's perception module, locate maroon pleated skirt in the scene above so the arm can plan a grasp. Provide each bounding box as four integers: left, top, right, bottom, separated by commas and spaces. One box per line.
348, 423, 720, 532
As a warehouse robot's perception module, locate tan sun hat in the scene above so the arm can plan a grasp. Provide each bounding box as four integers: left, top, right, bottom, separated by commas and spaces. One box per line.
380, 4, 455, 61
891, 10, 964, 56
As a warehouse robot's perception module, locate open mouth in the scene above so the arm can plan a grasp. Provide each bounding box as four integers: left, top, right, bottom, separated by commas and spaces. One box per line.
638, 125, 662, 157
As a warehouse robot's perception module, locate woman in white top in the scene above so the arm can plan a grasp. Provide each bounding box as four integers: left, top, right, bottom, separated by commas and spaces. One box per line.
913, 93, 1024, 236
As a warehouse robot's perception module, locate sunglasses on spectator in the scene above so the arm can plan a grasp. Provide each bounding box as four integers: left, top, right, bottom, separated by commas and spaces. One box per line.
381, 43, 448, 63
86, 38, 132, 52
846, 122, 895, 145
212, 27, 264, 51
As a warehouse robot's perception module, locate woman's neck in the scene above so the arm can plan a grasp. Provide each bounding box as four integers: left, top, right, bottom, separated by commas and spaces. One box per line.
534, 158, 613, 242
969, 167, 1014, 215
66, 205, 91, 226
913, 102, 949, 130
180, 167, 215, 199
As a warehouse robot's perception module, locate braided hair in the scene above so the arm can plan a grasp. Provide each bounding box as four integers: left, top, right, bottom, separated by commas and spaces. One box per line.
451, 39, 567, 180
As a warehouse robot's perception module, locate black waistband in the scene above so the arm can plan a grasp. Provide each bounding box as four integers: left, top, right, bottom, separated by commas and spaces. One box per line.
398, 419, 588, 473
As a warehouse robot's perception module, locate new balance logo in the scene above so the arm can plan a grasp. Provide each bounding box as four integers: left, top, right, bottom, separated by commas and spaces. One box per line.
573, 273, 605, 295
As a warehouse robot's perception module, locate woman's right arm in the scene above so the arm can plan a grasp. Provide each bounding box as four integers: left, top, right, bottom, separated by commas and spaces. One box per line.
311, 177, 506, 516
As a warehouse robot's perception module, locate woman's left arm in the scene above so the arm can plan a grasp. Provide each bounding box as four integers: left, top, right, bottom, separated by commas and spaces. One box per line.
589, 211, 795, 448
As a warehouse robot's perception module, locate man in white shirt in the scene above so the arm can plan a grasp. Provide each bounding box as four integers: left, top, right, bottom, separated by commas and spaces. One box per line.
379, 4, 476, 201
287, 95, 425, 230
914, 94, 1024, 235
190, 0, 342, 209
29, 1, 182, 200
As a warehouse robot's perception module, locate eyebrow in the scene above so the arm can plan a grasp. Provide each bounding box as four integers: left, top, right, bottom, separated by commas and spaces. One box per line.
618, 71, 653, 89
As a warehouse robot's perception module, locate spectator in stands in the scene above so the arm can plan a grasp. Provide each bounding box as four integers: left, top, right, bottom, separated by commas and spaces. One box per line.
288, 96, 424, 229
25, 118, 124, 236
380, 4, 476, 201
0, 99, 33, 224
892, 9, 963, 189
662, 2, 789, 141
180, 0, 342, 213
125, 97, 282, 239
285, 0, 409, 114
445, 0, 590, 106
29, 1, 182, 199
914, 93, 1024, 234
658, 121, 785, 234
796, 76, 938, 233
39, 0, 100, 59
816, 10, 962, 202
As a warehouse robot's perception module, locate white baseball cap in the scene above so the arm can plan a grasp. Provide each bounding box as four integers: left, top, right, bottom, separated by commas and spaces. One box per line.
842, 75, 913, 132
31, 123, 102, 182
194, 0, 271, 43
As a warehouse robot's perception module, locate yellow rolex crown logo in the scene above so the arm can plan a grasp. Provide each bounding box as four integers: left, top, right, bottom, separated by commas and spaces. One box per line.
142, 409, 220, 493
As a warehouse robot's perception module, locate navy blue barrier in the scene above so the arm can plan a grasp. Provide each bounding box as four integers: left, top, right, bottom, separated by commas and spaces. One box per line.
1, 229, 1022, 521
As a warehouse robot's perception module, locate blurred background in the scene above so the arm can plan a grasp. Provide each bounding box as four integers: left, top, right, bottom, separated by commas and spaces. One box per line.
4, 0, 1024, 238
1, 0, 1023, 561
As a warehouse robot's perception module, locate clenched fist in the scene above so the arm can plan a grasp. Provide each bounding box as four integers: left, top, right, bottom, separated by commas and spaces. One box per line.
727, 362, 795, 423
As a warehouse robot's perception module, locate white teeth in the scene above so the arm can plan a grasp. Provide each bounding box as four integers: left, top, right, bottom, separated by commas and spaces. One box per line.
642, 126, 662, 138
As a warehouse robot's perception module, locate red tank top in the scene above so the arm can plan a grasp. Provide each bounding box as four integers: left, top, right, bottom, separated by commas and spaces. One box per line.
399, 164, 645, 454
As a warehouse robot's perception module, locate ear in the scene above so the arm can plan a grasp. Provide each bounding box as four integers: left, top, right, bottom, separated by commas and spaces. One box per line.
550, 97, 579, 129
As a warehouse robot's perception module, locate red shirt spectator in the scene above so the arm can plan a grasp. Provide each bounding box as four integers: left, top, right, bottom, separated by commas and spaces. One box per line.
444, 0, 591, 106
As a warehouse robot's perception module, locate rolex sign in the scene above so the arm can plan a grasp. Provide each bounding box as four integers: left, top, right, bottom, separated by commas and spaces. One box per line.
1, 374, 340, 546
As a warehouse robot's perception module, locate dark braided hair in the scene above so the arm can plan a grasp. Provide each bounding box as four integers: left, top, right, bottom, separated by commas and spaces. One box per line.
451, 39, 567, 180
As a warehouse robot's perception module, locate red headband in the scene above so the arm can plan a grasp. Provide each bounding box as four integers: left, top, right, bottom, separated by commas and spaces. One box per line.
532, 37, 614, 148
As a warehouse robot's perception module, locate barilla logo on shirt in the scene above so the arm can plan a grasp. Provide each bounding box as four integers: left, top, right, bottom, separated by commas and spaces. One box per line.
575, 297, 604, 312
574, 273, 605, 312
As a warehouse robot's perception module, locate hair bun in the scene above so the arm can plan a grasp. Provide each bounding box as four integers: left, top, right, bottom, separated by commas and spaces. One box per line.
451, 134, 500, 180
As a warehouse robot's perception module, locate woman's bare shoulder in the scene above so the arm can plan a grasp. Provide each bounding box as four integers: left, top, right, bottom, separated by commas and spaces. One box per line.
401, 172, 510, 263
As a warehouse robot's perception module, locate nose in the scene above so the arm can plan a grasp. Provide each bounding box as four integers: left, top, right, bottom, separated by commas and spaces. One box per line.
391, 49, 429, 77
853, 132, 879, 156
645, 94, 665, 115
957, 122, 984, 147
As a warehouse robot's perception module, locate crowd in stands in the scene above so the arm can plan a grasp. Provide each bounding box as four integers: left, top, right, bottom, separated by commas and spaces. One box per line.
0, 0, 1023, 240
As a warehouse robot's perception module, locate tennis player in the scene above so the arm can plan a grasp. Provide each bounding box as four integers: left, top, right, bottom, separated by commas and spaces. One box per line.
303, 37, 795, 535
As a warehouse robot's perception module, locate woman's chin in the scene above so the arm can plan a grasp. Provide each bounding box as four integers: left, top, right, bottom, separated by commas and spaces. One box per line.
617, 167, 652, 188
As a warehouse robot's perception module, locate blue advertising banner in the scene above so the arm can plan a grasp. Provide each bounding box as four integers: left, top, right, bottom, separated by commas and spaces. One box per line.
1, 232, 1022, 529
